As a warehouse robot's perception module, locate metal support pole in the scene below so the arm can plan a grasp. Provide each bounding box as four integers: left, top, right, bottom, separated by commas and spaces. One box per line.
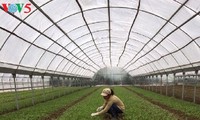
69, 77, 71, 87
166, 74, 168, 96
9, 77, 12, 91
30, 75, 35, 105
71, 77, 76, 87
37, 77, 39, 88
150, 77, 152, 91
182, 72, 185, 100
146, 77, 148, 90
73, 77, 75, 86
148, 76, 151, 90
152, 76, 153, 91
78, 78, 79, 86
79, 78, 81, 86
1, 76, 4, 91
160, 75, 163, 94
156, 75, 158, 93
62, 77, 65, 87
151, 76, 155, 91
77, 78, 79, 86
72, 77, 76, 87
173, 73, 176, 97
50, 76, 54, 99
71, 77, 74, 86
152, 76, 154, 91
42, 76, 45, 101
145, 77, 147, 90
194, 70, 198, 103
61, 77, 64, 95
22, 78, 24, 88
67, 77, 69, 87
79, 78, 83, 87
74, 77, 76, 86
57, 76, 61, 97
0, 76, 3, 111
50, 76, 53, 89
28, 75, 30, 90
65, 77, 68, 93
12, 73, 19, 110
62, 77, 65, 96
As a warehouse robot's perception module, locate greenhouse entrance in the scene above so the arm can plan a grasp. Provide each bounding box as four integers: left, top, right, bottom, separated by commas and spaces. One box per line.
93, 67, 132, 85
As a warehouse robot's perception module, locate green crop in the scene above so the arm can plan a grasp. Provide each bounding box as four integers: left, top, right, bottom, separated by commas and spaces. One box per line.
126, 86, 200, 119
0, 87, 85, 114
0, 87, 96, 120
1, 86, 200, 120
58, 86, 176, 120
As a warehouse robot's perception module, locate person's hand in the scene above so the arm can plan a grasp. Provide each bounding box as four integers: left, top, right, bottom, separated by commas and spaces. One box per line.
91, 112, 98, 116
96, 106, 103, 112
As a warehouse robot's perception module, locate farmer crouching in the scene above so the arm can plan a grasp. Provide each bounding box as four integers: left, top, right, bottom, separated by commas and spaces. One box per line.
91, 88, 125, 120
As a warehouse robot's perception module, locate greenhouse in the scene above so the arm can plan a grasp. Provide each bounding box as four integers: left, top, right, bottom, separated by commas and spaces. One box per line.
0, 0, 200, 119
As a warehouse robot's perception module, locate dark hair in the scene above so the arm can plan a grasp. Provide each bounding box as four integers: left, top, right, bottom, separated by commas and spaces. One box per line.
110, 88, 114, 95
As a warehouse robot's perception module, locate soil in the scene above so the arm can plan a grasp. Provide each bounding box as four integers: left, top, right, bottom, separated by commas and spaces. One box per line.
124, 87, 200, 120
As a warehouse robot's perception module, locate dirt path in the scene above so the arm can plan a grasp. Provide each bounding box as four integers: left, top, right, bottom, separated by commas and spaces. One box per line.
41, 88, 99, 120
124, 87, 200, 120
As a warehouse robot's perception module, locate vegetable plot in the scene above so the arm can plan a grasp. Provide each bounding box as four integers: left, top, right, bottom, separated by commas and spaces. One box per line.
0, 87, 97, 120
58, 87, 177, 120
125, 86, 200, 120
0, 87, 85, 114
1, 86, 200, 120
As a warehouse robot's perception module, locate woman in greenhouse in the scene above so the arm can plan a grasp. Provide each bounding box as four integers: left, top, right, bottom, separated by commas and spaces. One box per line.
91, 88, 125, 120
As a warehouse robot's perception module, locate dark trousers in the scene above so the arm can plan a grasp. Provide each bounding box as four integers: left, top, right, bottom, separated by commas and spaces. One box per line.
107, 104, 123, 118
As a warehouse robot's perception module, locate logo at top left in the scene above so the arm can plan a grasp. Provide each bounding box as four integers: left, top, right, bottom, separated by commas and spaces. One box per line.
2, 3, 31, 13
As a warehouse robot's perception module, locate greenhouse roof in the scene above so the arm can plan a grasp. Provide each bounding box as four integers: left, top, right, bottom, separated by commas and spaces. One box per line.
0, 0, 200, 78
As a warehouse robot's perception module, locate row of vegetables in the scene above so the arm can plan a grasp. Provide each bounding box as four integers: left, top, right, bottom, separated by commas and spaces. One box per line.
57, 86, 177, 120
0, 87, 97, 120
0, 86, 200, 120
0, 87, 86, 114
126, 86, 200, 119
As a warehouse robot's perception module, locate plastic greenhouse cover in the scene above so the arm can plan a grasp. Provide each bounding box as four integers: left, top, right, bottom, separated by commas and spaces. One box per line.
0, 0, 200, 78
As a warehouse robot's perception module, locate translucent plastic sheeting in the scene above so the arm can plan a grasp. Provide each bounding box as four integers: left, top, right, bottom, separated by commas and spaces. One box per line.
0, 0, 200, 78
